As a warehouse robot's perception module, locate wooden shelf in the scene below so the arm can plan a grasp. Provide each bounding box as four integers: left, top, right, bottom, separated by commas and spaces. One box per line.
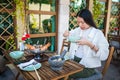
26, 10, 56, 15
30, 33, 56, 38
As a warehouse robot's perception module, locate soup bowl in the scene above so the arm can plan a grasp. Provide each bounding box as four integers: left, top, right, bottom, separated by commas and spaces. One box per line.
68, 36, 81, 42
9, 51, 24, 59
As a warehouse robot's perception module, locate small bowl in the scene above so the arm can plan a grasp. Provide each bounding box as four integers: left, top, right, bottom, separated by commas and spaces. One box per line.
68, 36, 81, 42
9, 51, 24, 59
48, 55, 65, 71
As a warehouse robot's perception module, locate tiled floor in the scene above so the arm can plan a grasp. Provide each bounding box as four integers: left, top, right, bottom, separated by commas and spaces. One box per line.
103, 62, 120, 80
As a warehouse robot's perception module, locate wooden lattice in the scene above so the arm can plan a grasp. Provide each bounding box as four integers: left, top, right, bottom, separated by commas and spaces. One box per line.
69, 0, 86, 30
0, 0, 16, 54
109, 1, 120, 35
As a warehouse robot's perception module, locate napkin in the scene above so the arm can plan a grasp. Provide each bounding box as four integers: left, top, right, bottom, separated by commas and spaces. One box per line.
18, 59, 37, 69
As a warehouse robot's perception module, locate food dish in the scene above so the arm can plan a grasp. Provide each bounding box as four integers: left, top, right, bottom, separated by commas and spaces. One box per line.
9, 51, 24, 59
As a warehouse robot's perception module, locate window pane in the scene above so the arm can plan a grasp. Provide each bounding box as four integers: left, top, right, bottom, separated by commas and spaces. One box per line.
29, 14, 56, 34
42, 15, 56, 33
29, 3, 40, 10
28, 0, 56, 11
26, 0, 57, 52
112, 0, 120, 2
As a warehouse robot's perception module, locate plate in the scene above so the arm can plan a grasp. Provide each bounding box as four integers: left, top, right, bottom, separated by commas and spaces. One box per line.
19, 62, 41, 71
18, 59, 41, 71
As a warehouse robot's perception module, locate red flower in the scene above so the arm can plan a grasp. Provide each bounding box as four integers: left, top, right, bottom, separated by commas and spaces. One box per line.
21, 33, 32, 44
26, 34, 30, 38
22, 33, 30, 41
22, 37, 27, 41
114, 27, 119, 31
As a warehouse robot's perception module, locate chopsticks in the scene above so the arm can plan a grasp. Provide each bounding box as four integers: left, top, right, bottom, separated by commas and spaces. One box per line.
32, 65, 41, 80
22, 62, 37, 68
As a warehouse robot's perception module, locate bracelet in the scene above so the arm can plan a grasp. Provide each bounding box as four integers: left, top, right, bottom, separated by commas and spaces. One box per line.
91, 45, 95, 49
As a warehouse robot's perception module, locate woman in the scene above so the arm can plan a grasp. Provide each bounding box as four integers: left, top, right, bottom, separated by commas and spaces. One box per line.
63, 9, 109, 79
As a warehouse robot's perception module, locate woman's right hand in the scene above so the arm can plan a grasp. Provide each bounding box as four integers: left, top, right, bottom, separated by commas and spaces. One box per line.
63, 30, 69, 37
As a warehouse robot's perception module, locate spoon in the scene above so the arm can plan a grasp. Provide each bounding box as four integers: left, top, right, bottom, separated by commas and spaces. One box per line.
36, 40, 39, 45
32, 63, 41, 80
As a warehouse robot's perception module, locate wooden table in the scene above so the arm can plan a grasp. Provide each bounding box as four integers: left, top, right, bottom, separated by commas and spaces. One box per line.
108, 34, 120, 42
5, 51, 84, 80
21, 60, 84, 80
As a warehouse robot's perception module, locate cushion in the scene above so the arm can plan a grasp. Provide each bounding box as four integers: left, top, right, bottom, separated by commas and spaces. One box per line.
110, 41, 120, 49
75, 69, 102, 80
0, 66, 15, 80
0, 55, 6, 73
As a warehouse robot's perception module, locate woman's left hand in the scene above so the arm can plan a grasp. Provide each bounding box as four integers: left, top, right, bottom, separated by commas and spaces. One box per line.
76, 38, 95, 50
76, 38, 90, 46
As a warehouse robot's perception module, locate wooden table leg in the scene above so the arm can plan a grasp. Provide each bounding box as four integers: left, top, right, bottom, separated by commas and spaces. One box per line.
64, 76, 69, 80
15, 72, 20, 80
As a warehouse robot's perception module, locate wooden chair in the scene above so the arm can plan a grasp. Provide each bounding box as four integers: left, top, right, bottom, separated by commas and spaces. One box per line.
76, 46, 114, 80
60, 39, 114, 80
108, 35, 120, 59
102, 46, 114, 76
0, 55, 16, 80
60, 39, 71, 54
2, 51, 21, 80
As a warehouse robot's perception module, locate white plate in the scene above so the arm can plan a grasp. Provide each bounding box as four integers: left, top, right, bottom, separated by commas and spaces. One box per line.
20, 63, 41, 71
18, 59, 41, 71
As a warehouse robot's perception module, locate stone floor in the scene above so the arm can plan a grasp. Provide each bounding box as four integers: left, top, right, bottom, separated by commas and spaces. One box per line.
8, 59, 120, 80
103, 61, 120, 80
103, 50, 120, 80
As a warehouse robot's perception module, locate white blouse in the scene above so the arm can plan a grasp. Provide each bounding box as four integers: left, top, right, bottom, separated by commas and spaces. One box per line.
75, 28, 92, 58
68, 27, 109, 68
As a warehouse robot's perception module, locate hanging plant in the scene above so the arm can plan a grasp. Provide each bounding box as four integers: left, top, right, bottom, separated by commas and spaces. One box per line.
5, 36, 16, 50
93, 0, 103, 27
14, 0, 25, 22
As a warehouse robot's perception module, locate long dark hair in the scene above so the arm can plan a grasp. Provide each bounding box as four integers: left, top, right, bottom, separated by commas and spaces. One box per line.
76, 9, 97, 28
